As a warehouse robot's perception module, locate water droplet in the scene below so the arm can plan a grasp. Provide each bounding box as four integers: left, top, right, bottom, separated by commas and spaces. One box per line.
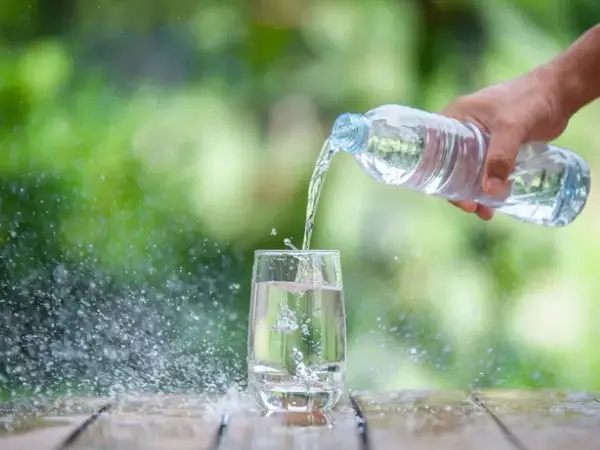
283, 238, 298, 251
52, 264, 68, 284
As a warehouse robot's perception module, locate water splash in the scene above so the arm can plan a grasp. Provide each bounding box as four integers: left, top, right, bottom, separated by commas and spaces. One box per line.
283, 238, 298, 251
271, 305, 299, 334
0, 239, 247, 405
291, 348, 317, 386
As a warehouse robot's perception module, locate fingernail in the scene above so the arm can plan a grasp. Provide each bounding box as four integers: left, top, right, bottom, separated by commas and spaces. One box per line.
485, 177, 504, 195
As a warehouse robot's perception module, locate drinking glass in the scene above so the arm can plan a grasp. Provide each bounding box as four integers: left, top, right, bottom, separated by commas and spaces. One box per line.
247, 250, 346, 412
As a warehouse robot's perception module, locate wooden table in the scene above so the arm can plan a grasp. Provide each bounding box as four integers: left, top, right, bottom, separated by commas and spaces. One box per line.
1, 390, 599, 449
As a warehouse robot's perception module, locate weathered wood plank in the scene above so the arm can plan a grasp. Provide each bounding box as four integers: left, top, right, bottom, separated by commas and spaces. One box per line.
1, 390, 599, 449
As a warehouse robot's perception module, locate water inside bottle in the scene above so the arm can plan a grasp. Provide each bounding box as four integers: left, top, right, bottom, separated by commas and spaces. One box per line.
491, 142, 590, 226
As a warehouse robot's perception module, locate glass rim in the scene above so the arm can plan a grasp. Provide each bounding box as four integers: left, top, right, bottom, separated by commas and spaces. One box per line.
254, 249, 340, 257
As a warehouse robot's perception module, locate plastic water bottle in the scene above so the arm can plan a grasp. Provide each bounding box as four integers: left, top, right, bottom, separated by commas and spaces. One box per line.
329, 104, 590, 227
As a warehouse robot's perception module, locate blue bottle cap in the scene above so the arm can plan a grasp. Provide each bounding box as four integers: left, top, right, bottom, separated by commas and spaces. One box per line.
330, 113, 369, 153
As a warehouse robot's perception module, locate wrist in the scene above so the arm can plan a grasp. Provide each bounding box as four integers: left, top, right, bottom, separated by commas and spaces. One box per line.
542, 60, 585, 120
545, 25, 600, 117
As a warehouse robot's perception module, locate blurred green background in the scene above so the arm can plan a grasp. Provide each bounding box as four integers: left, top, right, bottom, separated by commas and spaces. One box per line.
1, 0, 600, 400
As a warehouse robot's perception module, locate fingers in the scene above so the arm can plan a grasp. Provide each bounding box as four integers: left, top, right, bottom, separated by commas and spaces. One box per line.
451, 200, 477, 213
475, 205, 494, 221
483, 130, 524, 196
443, 100, 524, 222
450, 201, 494, 221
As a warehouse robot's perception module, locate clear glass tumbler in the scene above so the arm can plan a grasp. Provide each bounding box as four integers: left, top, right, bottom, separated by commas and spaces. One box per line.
247, 250, 346, 412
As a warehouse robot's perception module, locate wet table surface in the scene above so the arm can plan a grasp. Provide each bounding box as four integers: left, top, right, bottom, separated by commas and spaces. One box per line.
1, 390, 600, 449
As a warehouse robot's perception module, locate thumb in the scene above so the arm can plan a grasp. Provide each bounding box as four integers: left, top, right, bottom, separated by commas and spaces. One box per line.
483, 131, 523, 196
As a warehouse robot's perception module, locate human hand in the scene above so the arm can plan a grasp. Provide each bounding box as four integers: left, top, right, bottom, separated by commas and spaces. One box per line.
440, 67, 571, 221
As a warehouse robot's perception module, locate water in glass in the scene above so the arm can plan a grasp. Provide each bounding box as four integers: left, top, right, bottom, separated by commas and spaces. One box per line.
247, 250, 346, 412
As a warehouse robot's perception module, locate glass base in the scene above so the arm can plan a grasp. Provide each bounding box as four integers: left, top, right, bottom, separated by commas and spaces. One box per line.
262, 410, 336, 428
250, 385, 342, 412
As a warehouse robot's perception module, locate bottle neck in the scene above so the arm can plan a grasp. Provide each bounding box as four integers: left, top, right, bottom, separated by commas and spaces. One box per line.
329, 113, 369, 153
